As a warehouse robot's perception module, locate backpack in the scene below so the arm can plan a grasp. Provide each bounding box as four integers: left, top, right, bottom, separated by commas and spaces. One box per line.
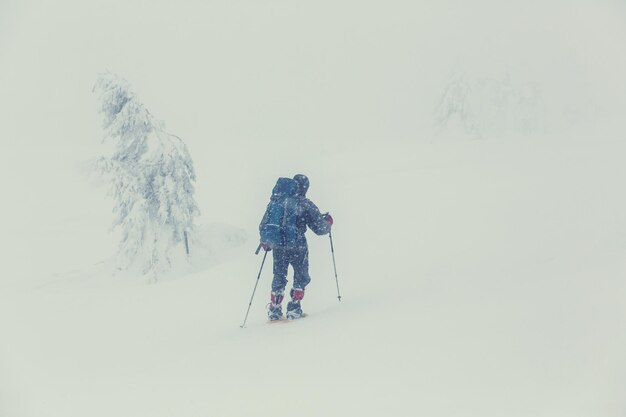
259, 177, 299, 249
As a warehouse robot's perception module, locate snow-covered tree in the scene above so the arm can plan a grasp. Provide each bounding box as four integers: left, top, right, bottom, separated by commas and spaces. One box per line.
435, 71, 544, 139
94, 73, 200, 279
434, 72, 480, 138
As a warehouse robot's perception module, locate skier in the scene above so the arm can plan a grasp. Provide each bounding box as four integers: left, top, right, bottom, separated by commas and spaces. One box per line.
260, 174, 333, 320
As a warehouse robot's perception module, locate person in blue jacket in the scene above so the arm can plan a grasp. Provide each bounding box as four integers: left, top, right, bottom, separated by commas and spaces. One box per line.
261, 174, 333, 320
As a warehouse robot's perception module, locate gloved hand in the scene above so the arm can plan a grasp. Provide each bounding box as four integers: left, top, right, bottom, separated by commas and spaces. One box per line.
261, 242, 271, 252
323, 213, 334, 226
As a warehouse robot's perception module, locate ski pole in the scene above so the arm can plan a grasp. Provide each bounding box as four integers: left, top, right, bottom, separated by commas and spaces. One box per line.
240, 250, 268, 328
329, 230, 342, 302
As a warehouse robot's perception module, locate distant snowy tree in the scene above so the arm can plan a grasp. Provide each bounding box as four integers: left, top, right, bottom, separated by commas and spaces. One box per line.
434, 72, 480, 138
435, 71, 544, 139
94, 73, 200, 279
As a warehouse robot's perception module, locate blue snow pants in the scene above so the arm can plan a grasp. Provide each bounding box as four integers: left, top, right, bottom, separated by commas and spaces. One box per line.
271, 246, 311, 293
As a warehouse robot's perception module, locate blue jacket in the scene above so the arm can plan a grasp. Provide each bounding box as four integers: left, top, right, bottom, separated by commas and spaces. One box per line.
293, 196, 331, 248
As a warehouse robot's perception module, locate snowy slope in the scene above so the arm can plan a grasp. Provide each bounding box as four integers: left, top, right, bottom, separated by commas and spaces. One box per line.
2, 136, 626, 417
1, 1, 626, 417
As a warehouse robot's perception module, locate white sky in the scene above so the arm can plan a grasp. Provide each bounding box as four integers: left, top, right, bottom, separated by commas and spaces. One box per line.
1, 0, 625, 152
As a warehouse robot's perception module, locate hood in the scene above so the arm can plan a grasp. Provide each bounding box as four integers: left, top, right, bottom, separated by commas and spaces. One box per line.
293, 174, 309, 197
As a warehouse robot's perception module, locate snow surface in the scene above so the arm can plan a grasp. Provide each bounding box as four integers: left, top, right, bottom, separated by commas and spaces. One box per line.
1, 1, 626, 416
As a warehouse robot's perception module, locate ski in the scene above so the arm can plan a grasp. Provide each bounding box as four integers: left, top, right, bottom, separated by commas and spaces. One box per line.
267, 313, 307, 324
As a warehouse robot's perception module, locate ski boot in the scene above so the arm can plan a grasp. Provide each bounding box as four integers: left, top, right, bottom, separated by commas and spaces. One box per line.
286, 301, 304, 319
267, 290, 284, 321
286, 288, 305, 320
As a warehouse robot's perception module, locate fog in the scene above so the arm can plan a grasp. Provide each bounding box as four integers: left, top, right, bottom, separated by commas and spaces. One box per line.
1, 0, 625, 153
1, 3, 626, 417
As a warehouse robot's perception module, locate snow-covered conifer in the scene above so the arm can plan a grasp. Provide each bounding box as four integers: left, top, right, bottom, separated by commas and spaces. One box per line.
94, 73, 199, 279
435, 71, 544, 139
